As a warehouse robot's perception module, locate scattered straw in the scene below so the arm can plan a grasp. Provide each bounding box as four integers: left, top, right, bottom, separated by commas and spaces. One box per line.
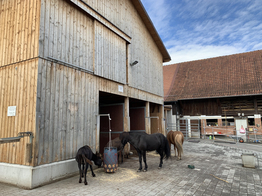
210, 174, 228, 183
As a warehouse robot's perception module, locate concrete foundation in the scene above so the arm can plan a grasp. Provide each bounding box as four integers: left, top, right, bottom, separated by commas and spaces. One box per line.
0, 159, 78, 189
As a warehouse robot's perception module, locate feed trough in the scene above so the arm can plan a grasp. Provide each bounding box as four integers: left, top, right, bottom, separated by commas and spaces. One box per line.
101, 114, 118, 173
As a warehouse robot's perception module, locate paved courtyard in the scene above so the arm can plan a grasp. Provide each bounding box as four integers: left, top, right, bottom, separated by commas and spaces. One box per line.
1, 139, 262, 196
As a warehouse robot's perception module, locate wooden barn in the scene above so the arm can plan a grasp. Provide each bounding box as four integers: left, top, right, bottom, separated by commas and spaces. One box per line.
164, 50, 262, 139
0, 0, 170, 188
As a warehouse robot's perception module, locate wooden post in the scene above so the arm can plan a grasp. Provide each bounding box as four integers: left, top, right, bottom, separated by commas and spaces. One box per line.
124, 97, 130, 132
145, 101, 150, 134
124, 97, 130, 154
159, 104, 164, 135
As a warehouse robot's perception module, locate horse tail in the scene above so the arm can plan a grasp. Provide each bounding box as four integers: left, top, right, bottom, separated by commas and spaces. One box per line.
174, 134, 183, 155
163, 135, 171, 159
82, 154, 93, 165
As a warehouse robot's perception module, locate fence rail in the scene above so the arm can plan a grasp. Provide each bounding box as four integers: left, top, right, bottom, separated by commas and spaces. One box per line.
166, 119, 201, 139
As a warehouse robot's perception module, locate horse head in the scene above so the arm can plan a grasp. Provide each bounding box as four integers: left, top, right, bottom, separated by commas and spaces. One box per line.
94, 152, 103, 167
119, 132, 129, 149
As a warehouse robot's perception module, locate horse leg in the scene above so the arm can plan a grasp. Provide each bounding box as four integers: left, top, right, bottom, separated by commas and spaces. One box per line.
174, 145, 177, 157
157, 149, 164, 169
81, 162, 85, 177
168, 142, 171, 156
137, 151, 143, 172
120, 150, 123, 163
84, 163, 88, 185
90, 164, 96, 177
178, 149, 181, 160
142, 151, 148, 172
78, 161, 82, 183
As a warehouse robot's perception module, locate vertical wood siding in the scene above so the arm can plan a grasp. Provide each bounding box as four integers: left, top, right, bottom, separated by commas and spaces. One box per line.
39, 0, 94, 72
94, 21, 126, 84
37, 59, 99, 165
36, 58, 163, 165
0, 59, 38, 165
81, 0, 164, 96
0, 0, 40, 67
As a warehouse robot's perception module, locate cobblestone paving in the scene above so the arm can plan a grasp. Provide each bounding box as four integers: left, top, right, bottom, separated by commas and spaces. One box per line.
1, 140, 262, 196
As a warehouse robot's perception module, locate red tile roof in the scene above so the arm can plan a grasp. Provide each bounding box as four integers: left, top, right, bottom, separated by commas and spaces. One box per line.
164, 50, 262, 102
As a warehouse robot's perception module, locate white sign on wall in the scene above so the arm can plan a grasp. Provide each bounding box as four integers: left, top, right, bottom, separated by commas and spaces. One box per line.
7, 106, 17, 116
118, 85, 124, 93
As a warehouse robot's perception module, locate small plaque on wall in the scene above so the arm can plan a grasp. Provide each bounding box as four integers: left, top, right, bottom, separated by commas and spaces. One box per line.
118, 85, 124, 93
7, 106, 17, 116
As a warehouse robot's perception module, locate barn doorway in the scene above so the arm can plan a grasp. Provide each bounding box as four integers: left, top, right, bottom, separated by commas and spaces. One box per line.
99, 92, 125, 153
130, 98, 146, 133
150, 103, 160, 134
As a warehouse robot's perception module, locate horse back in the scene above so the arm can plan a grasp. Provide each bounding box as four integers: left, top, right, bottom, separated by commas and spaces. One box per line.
174, 131, 184, 142
140, 133, 165, 151
75, 145, 93, 163
106, 137, 122, 151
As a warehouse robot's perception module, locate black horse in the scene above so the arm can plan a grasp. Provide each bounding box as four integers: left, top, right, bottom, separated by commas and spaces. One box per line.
75, 145, 103, 185
119, 132, 170, 172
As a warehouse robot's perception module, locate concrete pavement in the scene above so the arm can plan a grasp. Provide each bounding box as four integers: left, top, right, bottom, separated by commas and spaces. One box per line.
1, 139, 262, 196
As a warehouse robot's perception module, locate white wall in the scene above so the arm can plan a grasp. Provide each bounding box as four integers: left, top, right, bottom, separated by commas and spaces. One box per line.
0, 159, 78, 189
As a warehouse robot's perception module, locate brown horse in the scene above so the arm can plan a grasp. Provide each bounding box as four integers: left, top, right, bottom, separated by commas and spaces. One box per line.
167, 130, 184, 160
105, 137, 129, 163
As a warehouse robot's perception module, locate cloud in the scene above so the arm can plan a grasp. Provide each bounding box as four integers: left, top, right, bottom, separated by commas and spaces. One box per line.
141, 0, 262, 64
164, 44, 243, 65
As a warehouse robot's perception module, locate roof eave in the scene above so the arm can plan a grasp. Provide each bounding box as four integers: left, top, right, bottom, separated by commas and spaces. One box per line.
166, 93, 262, 101
131, 0, 171, 63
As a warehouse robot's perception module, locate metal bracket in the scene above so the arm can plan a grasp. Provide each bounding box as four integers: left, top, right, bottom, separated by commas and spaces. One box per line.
0, 132, 34, 144
0, 132, 34, 163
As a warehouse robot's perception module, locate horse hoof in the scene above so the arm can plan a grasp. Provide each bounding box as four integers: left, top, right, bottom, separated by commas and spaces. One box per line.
158, 167, 162, 169
143, 169, 147, 172
92, 174, 96, 177
137, 169, 142, 172
84, 182, 88, 185
79, 179, 82, 183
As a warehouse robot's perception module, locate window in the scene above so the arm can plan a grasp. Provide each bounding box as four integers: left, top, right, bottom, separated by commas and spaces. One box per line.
206, 119, 218, 126
222, 119, 234, 126
248, 118, 255, 126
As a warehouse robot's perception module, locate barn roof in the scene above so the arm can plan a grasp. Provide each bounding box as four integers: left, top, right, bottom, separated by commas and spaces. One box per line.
164, 50, 262, 102
132, 0, 171, 62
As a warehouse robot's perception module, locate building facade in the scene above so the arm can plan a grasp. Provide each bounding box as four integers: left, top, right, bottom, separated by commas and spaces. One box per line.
164, 50, 262, 140
0, 0, 170, 188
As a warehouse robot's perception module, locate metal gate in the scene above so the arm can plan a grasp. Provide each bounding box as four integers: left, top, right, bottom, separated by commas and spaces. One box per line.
166, 118, 201, 139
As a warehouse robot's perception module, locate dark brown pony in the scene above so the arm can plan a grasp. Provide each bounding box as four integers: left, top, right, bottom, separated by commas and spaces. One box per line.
75, 145, 103, 185
167, 130, 184, 160
105, 137, 129, 163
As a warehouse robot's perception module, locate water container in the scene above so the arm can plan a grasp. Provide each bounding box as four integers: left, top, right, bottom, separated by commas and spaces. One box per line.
103, 147, 118, 173
241, 153, 256, 168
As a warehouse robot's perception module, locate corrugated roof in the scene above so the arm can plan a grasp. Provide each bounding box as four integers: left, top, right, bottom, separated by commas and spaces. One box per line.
164, 50, 262, 102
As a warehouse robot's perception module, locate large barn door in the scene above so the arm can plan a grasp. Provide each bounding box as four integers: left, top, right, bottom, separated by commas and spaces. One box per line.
99, 104, 124, 153
130, 107, 145, 132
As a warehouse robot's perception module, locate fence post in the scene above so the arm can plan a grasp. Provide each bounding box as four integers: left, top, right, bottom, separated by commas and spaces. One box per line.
186, 120, 188, 140
198, 120, 200, 139
212, 127, 214, 143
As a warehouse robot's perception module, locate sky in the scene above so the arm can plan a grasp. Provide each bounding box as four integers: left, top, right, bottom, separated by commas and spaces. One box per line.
141, 0, 262, 65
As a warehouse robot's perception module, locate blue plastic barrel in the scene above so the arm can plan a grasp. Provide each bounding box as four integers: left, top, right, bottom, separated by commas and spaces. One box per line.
104, 147, 118, 173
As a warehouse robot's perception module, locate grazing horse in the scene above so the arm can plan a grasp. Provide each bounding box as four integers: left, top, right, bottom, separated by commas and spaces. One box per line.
75, 145, 103, 185
119, 132, 170, 172
105, 137, 129, 164
167, 130, 184, 160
